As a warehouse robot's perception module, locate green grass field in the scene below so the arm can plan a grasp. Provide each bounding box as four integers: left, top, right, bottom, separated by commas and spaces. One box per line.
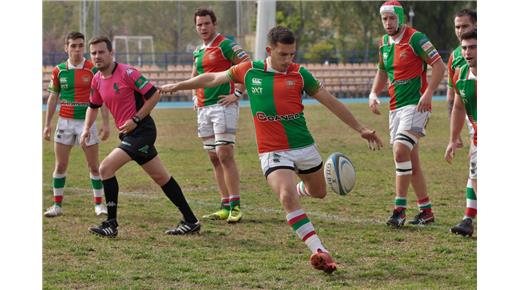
43, 102, 476, 289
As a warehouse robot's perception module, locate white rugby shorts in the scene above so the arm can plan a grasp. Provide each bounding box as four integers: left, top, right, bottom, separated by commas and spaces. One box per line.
54, 117, 99, 146
197, 103, 239, 139
259, 144, 323, 177
389, 105, 430, 144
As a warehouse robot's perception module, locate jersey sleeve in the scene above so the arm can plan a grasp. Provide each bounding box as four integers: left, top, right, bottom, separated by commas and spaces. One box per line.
124, 67, 156, 99
221, 40, 249, 64
89, 76, 103, 108
48, 67, 60, 94
447, 53, 455, 88
227, 61, 252, 84
299, 66, 322, 96
410, 32, 442, 65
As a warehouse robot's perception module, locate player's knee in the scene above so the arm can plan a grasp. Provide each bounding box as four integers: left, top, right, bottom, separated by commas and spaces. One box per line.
54, 162, 68, 174
207, 152, 221, 167
279, 188, 297, 205
394, 131, 418, 159
393, 145, 411, 163
98, 161, 114, 180
151, 174, 170, 186
216, 146, 234, 164
214, 133, 235, 164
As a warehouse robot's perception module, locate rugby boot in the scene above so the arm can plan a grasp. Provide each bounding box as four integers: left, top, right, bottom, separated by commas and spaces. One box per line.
310, 249, 337, 274
450, 218, 474, 237
90, 219, 118, 238
227, 206, 243, 223
44, 204, 63, 217
386, 209, 406, 228
165, 220, 201, 235
409, 210, 435, 225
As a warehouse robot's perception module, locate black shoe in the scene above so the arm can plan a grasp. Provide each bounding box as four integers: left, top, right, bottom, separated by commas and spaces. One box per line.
450, 218, 474, 237
90, 219, 118, 238
386, 209, 406, 228
165, 220, 201, 235
409, 210, 435, 225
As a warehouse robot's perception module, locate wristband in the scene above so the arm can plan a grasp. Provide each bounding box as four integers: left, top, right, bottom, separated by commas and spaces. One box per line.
132, 115, 141, 124
369, 92, 380, 104
234, 89, 243, 98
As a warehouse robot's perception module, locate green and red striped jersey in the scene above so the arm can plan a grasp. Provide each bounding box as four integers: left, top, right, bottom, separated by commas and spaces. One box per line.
378, 26, 442, 110
453, 64, 477, 146
227, 60, 321, 153
193, 34, 248, 107
447, 46, 466, 88
48, 59, 97, 119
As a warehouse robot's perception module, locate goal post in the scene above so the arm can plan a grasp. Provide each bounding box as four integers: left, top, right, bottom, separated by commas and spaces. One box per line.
112, 36, 156, 66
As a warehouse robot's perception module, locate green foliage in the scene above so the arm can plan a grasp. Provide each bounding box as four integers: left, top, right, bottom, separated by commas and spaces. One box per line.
43, 1, 477, 64
43, 102, 476, 288
304, 40, 335, 63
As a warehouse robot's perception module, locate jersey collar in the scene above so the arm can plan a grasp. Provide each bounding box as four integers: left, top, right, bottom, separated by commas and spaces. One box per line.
265, 57, 288, 74
388, 26, 406, 44
468, 68, 476, 80
67, 57, 86, 69
202, 33, 221, 49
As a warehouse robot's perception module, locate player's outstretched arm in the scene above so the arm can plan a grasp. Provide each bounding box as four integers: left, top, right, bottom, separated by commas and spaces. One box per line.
161, 71, 230, 93
313, 87, 383, 150
368, 69, 388, 115
43, 92, 58, 141
445, 92, 466, 164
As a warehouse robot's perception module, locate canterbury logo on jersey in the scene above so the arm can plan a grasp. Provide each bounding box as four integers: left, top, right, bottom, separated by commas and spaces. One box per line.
256, 112, 303, 122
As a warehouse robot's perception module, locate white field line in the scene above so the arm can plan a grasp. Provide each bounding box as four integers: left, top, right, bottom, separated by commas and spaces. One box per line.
42, 184, 450, 228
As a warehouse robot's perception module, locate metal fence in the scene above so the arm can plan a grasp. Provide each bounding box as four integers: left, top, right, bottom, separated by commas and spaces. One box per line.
43, 50, 451, 68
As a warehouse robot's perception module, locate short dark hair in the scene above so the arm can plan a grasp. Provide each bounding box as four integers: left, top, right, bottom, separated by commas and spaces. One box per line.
194, 8, 217, 24
460, 29, 477, 41
455, 9, 477, 23
267, 26, 295, 47
88, 36, 113, 52
65, 32, 85, 45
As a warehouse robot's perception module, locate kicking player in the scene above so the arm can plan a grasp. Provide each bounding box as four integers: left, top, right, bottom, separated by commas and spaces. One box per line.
368, 1, 446, 227
161, 26, 383, 273
82, 37, 200, 237
43, 31, 109, 218
191, 8, 249, 223
446, 9, 477, 234
445, 30, 477, 237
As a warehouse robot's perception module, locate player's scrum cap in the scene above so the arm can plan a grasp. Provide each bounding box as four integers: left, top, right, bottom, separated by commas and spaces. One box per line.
380, 1, 405, 28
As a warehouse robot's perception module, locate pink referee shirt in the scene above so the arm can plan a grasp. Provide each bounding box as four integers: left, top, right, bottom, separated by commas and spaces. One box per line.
90, 63, 156, 128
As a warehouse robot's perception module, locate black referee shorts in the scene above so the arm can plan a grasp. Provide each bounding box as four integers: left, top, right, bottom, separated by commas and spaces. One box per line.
118, 116, 158, 165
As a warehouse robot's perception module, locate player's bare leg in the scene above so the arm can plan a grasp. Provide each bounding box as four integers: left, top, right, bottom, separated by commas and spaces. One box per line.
408, 143, 434, 225
216, 143, 242, 223
82, 143, 106, 215
202, 134, 233, 220
44, 143, 73, 217
267, 169, 336, 273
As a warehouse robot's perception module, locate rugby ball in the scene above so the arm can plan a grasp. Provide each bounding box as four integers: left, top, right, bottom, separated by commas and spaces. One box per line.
324, 152, 356, 195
